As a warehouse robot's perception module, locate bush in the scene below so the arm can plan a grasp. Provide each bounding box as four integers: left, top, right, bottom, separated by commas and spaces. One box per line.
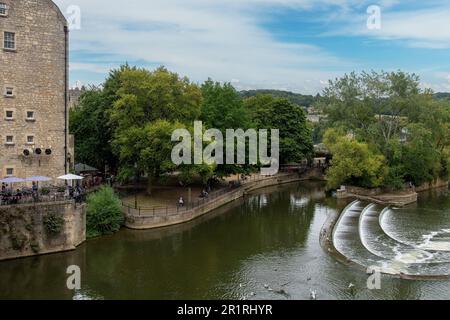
323, 128, 387, 189
40, 188, 50, 195
86, 186, 123, 238
43, 213, 64, 235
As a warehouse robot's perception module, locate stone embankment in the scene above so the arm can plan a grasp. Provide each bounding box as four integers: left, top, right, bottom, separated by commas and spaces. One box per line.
336, 179, 449, 207
124, 173, 313, 230
0, 201, 86, 261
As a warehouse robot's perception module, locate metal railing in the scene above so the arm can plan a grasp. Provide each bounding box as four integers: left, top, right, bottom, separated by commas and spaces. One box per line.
0, 188, 86, 207
122, 173, 291, 218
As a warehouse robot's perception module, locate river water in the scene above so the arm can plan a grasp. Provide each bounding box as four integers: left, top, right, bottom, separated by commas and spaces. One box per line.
0, 182, 449, 300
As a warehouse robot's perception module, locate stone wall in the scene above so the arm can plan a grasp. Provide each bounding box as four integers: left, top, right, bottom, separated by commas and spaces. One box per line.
337, 178, 448, 206
343, 186, 383, 197
415, 178, 449, 192
0, 201, 86, 261
0, 0, 68, 179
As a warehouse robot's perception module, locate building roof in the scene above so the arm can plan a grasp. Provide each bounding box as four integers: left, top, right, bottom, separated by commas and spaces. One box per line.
75, 163, 99, 174
47, 0, 68, 26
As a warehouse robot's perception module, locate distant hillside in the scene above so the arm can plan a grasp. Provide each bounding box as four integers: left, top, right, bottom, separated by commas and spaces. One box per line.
434, 92, 450, 100
240, 90, 318, 108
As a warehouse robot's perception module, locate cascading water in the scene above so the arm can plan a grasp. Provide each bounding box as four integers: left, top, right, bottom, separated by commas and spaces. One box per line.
333, 199, 450, 278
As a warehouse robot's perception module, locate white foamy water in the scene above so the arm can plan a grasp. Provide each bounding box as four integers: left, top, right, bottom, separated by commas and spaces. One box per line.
418, 229, 450, 251
334, 198, 450, 277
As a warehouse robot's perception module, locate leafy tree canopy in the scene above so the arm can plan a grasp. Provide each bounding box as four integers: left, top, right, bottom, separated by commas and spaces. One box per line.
318, 71, 450, 189
244, 94, 313, 164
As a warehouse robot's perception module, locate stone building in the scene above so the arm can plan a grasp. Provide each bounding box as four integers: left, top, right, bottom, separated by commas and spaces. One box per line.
68, 86, 85, 110
0, 0, 72, 180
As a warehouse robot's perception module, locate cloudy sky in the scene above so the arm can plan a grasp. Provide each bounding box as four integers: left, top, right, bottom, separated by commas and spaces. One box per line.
53, 0, 450, 94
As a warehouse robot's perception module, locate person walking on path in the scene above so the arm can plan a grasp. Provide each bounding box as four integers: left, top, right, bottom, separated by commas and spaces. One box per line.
179, 196, 185, 207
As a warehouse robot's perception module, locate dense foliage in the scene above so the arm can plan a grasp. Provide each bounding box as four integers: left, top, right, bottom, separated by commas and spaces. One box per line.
43, 213, 64, 235
70, 65, 314, 187
86, 186, 123, 238
69, 87, 117, 171
240, 90, 318, 108
244, 94, 313, 164
435, 92, 450, 100
323, 128, 386, 189
318, 71, 450, 189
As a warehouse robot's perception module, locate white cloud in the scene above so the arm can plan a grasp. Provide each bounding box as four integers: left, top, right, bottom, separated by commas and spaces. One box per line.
337, 4, 450, 49
53, 0, 450, 93
69, 62, 113, 74
421, 72, 450, 92
54, 0, 357, 94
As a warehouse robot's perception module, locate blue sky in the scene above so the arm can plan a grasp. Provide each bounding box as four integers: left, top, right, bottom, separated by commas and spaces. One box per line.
54, 0, 450, 94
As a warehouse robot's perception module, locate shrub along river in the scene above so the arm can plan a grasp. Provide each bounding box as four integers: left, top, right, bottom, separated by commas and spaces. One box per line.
0, 182, 449, 300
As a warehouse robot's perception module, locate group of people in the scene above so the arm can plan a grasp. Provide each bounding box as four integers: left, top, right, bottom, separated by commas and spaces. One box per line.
1, 183, 24, 205
1, 182, 87, 205
178, 185, 213, 207
65, 184, 86, 203
1, 182, 39, 205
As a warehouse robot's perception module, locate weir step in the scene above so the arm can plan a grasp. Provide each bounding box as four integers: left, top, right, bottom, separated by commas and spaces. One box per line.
332, 201, 450, 277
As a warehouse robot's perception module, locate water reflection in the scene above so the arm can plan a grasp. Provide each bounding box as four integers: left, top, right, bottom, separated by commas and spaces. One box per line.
0, 182, 449, 300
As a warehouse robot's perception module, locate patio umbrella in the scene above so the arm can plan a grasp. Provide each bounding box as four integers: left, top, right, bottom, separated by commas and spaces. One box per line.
25, 176, 52, 182
0, 177, 25, 193
58, 174, 84, 181
0, 177, 25, 184
25, 176, 52, 190
58, 174, 84, 187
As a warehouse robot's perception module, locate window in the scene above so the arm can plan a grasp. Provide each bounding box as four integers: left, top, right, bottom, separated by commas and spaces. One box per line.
0, 3, 7, 16
5, 110, 13, 120
5, 135, 14, 145
26, 111, 35, 120
4, 86, 14, 97
26, 135, 34, 144
3, 31, 15, 50
6, 168, 14, 176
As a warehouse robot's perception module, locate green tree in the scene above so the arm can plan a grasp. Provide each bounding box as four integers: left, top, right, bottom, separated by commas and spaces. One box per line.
110, 66, 202, 131
69, 65, 140, 173
201, 79, 251, 131
86, 186, 123, 238
319, 71, 423, 148
109, 67, 203, 189
319, 71, 450, 189
323, 128, 387, 189
69, 87, 118, 171
401, 124, 442, 186
244, 94, 313, 164
200, 79, 254, 178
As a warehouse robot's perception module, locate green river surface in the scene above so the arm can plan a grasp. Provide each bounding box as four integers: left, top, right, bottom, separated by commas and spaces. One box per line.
1, 181, 449, 300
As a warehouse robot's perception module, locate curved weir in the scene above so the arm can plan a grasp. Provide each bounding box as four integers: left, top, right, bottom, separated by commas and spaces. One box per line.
380, 207, 450, 252
332, 201, 407, 275
332, 201, 450, 278
360, 206, 450, 264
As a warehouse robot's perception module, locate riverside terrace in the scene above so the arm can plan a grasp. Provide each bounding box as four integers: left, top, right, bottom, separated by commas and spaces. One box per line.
0, 172, 110, 206
0, 184, 87, 206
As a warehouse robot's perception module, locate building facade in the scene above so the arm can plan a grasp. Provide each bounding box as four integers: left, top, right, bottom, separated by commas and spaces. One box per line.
68, 86, 85, 110
0, 0, 70, 180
